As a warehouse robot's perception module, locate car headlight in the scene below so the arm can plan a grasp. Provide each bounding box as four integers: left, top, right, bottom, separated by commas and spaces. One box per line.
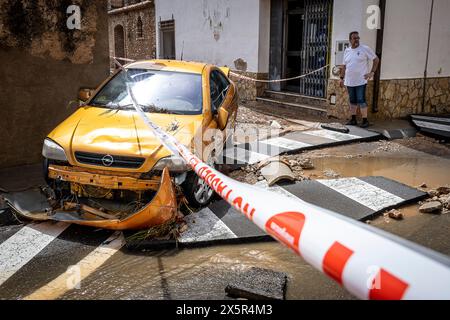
153, 156, 191, 173
42, 139, 68, 162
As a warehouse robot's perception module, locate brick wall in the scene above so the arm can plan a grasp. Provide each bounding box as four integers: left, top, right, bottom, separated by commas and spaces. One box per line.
108, 1, 156, 70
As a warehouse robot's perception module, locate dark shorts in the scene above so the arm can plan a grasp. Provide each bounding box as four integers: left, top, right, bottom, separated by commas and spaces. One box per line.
347, 84, 367, 107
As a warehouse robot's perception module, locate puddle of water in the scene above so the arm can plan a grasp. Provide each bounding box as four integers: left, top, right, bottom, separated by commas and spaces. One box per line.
307, 152, 450, 189
60, 242, 353, 300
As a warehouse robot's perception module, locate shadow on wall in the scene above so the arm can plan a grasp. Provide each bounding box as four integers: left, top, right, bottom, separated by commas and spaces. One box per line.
0, 0, 110, 169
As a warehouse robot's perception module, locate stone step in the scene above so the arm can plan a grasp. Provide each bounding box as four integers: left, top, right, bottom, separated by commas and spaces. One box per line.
263, 90, 329, 109
255, 97, 328, 117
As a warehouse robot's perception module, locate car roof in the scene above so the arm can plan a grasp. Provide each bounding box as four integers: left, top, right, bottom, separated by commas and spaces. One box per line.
126, 59, 207, 74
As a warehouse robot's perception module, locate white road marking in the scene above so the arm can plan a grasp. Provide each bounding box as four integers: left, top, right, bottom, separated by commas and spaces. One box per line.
412, 116, 450, 124
224, 147, 270, 165
0, 222, 69, 287
179, 208, 237, 243
259, 137, 312, 150
303, 129, 360, 141
317, 178, 405, 211
25, 231, 125, 300
413, 120, 450, 132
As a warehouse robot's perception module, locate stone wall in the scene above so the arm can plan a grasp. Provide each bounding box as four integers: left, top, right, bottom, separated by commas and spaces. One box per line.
229, 71, 269, 102
0, 1, 109, 169
327, 79, 375, 119
326, 77, 450, 120
108, 1, 156, 69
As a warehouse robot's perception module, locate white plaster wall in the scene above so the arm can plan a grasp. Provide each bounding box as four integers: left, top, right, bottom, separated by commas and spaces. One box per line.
258, 0, 271, 73
427, 0, 450, 78
380, 0, 432, 80
330, 0, 379, 79
155, 0, 263, 72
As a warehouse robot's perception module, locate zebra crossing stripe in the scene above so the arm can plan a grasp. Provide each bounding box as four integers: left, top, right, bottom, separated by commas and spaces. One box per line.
303, 129, 361, 141
259, 137, 312, 150
179, 208, 237, 243
317, 178, 405, 211
224, 147, 270, 165
0, 222, 69, 287
24, 231, 125, 300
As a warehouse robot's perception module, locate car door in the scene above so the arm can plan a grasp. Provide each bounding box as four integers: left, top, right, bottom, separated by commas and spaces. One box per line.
200, 68, 238, 162
210, 69, 238, 139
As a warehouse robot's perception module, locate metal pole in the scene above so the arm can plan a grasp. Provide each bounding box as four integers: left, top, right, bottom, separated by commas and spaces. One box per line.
421, 0, 434, 114
372, 0, 386, 114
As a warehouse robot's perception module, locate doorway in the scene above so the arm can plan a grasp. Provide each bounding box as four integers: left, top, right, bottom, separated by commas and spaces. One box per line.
114, 25, 125, 61
269, 0, 333, 98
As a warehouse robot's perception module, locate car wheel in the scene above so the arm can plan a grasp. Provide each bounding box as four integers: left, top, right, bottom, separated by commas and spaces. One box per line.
182, 171, 216, 208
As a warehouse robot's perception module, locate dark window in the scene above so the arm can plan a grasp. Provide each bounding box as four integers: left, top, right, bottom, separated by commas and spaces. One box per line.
137, 16, 143, 39
114, 24, 126, 68
210, 70, 230, 113
159, 20, 175, 59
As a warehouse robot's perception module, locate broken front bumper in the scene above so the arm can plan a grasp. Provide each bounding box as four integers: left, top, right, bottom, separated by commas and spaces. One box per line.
2, 167, 178, 231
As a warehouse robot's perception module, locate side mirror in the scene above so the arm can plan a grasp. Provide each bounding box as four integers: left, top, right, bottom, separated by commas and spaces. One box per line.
78, 88, 94, 102
217, 106, 230, 130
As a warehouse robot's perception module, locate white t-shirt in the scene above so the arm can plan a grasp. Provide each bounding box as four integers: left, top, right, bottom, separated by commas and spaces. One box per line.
343, 44, 377, 87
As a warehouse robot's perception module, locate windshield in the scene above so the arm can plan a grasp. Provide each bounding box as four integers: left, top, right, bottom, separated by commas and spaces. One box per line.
90, 69, 203, 115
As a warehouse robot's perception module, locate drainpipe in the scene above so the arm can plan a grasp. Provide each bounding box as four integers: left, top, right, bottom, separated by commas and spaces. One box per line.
421, 0, 434, 114
372, 0, 386, 114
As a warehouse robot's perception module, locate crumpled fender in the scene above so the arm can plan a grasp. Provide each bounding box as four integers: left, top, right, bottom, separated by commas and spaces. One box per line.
4, 168, 178, 231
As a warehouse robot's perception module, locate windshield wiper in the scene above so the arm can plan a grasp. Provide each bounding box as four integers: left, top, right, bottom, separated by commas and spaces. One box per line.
125, 104, 184, 115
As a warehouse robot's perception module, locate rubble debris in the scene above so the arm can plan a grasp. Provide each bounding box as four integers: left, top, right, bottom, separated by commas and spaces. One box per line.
418, 185, 450, 214
373, 141, 402, 154
419, 183, 427, 188
323, 169, 341, 178
436, 186, 450, 195
288, 158, 315, 170
260, 160, 296, 187
225, 267, 287, 300
386, 209, 404, 220
321, 123, 350, 134
428, 190, 439, 197
419, 201, 443, 214
270, 120, 283, 129
178, 223, 188, 234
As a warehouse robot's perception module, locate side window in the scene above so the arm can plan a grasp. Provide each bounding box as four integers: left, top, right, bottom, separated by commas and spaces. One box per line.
210, 70, 230, 113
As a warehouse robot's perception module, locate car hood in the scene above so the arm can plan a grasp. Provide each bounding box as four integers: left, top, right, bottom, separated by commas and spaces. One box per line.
47, 106, 204, 171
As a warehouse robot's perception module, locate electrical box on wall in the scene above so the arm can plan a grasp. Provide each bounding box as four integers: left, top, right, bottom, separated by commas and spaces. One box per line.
335, 40, 350, 66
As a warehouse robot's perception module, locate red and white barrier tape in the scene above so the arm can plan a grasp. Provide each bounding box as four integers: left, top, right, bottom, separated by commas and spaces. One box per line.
229, 65, 329, 83
111, 56, 329, 84
116, 58, 450, 300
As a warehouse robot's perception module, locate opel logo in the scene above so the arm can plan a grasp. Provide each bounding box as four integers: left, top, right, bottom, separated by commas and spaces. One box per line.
102, 155, 114, 167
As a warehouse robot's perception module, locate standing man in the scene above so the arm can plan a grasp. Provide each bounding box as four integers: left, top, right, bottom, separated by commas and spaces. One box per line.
340, 31, 380, 128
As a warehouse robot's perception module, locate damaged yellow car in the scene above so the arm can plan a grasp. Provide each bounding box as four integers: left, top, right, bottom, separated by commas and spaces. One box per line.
29, 60, 238, 230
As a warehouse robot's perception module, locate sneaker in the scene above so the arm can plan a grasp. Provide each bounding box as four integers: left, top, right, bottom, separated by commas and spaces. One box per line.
346, 119, 357, 126
360, 120, 370, 128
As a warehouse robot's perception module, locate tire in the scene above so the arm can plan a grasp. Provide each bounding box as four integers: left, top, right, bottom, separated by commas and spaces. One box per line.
181, 171, 216, 208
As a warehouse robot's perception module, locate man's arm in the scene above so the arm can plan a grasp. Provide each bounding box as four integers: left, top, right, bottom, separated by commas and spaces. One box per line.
365, 57, 380, 80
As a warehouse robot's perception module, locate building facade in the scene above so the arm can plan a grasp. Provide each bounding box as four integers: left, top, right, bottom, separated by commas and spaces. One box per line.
153, 0, 450, 119
108, 0, 156, 68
